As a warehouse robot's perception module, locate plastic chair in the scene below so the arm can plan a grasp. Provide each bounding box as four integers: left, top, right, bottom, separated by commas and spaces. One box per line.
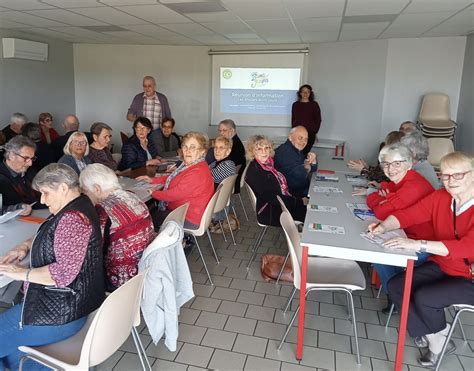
19, 273, 147, 371
163, 202, 189, 226
278, 210, 366, 364
234, 162, 250, 221
184, 186, 222, 285
213, 174, 239, 245
427, 138, 454, 169
111, 152, 122, 164
418, 94, 457, 142
245, 182, 271, 269
120, 131, 129, 144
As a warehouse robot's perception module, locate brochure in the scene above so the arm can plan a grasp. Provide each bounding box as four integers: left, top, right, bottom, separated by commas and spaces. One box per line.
309, 223, 345, 234
308, 204, 338, 213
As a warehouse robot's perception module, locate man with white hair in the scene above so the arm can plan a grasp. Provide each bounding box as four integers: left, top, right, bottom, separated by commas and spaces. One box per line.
274, 126, 318, 197
1, 113, 28, 142
127, 75, 172, 130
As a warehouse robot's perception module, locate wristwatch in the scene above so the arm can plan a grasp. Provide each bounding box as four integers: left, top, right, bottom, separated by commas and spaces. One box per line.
419, 240, 427, 253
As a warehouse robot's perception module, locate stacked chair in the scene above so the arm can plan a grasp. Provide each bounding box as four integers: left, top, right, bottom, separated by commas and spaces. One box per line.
417, 93, 457, 142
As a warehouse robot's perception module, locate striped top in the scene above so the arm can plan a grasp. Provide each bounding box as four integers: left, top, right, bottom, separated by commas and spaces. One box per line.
209, 158, 236, 185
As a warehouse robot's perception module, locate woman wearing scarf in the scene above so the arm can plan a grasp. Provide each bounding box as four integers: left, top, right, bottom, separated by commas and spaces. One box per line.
245, 135, 307, 226
138, 131, 214, 230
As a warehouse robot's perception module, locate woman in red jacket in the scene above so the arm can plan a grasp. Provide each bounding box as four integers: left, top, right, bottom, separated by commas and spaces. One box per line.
369, 151, 474, 367
368, 143, 435, 311
138, 131, 214, 230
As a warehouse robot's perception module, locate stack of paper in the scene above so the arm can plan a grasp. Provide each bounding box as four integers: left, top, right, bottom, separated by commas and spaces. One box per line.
360, 229, 407, 247
309, 223, 345, 234
307, 204, 338, 213
316, 175, 339, 182
313, 186, 343, 193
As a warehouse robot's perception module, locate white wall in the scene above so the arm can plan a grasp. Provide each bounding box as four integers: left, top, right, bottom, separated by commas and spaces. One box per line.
0, 30, 75, 131
457, 34, 474, 154
381, 37, 466, 136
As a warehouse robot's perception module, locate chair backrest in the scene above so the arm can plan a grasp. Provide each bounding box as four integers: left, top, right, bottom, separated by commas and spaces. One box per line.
240, 162, 250, 188
163, 202, 190, 226
427, 138, 454, 167
280, 210, 302, 289
80, 273, 146, 367
276, 195, 290, 215
120, 131, 129, 144
190, 185, 222, 235
245, 182, 257, 211
111, 152, 122, 164
214, 174, 238, 213
419, 93, 451, 122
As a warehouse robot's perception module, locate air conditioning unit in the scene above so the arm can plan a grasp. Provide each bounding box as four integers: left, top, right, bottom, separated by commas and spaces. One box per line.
2, 38, 48, 61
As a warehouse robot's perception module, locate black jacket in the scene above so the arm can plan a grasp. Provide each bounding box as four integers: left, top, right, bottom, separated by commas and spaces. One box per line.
118, 135, 158, 170
0, 161, 44, 208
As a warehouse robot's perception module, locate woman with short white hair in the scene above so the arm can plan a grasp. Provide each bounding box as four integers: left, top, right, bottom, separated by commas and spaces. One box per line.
58, 131, 92, 174
80, 164, 155, 291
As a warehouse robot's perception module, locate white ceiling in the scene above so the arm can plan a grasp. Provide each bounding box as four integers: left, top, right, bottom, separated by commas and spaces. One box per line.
0, 0, 472, 45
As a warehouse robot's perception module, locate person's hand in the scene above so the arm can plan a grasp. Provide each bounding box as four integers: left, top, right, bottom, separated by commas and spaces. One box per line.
146, 158, 161, 166
383, 237, 418, 251
0, 243, 29, 264
136, 175, 152, 183
368, 222, 385, 235
0, 264, 28, 281
352, 188, 367, 196
166, 164, 176, 173
19, 204, 33, 216
378, 188, 390, 197
368, 181, 380, 189
302, 197, 309, 206
306, 152, 317, 164
347, 159, 365, 172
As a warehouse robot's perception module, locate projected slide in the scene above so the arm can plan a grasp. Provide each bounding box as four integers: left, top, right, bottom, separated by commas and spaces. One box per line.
220, 67, 300, 115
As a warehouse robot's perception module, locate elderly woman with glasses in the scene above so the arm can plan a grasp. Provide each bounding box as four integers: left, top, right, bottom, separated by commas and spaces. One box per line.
38, 112, 59, 144
89, 122, 117, 171
245, 135, 307, 226
0, 136, 44, 211
0, 163, 104, 370
367, 143, 435, 312
58, 131, 92, 175
80, 164, 155, 291
369, 151, 474, 367
138, 131, 214, 230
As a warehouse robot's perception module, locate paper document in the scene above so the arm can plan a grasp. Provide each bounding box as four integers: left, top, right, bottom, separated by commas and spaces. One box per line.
346, 174, 366, 182
0, 208, 24, 224
313, 186, 343, 193
346, 203, 369, 212
309, 223, 345, 234
360, 229, 407, 247
315, 175, 339, 182
308, 204, 338, 213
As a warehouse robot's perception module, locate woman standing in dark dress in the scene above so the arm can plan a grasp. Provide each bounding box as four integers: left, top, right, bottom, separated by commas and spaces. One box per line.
291, 84, 321, 156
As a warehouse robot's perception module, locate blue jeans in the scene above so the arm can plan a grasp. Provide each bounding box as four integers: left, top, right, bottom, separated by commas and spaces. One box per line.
374, 252, 431, 294
0, 304, 87, 370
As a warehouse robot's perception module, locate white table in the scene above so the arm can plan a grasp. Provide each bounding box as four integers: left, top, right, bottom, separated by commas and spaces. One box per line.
296, 166, 417, 371
118, 176, 154, 203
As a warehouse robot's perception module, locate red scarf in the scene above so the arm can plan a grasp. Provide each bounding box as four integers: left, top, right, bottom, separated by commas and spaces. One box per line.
256, 157, 291, 196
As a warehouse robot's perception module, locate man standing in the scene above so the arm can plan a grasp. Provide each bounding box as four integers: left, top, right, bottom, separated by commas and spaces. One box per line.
127, 76, 172, 130
1, 113, 28, 142
150, 117, 181, 158
274, 126, 318, 197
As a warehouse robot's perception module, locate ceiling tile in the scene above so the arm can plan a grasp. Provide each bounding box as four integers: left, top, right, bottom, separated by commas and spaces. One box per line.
265, 34, 302, 43
221, 0, 288, 20
339, 29, 382, 41
192, 34, 234, 45
232, 38, 267, 44
284, 0, 345, 19
27, 9, 108, 26
120, 24, 182, 38
226, 32, 261, 39
342, 21, 390, 31
423, 8, 474, 36
295, 17, 341, 32
161, 35, 202, 44
380, 11, 456, 38
99, 0, 157, 5
404, 0, 472, 13
162, 22, 215, 36
246, 19, 295, 33
102, 30, 161, 44
185, 11, 238, 22
16, 27, 75, 40
50, 25, 122, 41
0, 11, 68, 27
71, 7, 148, 25
116, 4, 191, 24
345, 0, 409, 16
200, 20, 254, 35
41, 0, 105, 8
0, 19, 29, 28
0, 0, 54, 10
300, 30, 339, 43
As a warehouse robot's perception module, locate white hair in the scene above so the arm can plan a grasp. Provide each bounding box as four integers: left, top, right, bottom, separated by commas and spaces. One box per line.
378, 143, 413, 166
79, 163, 122, 193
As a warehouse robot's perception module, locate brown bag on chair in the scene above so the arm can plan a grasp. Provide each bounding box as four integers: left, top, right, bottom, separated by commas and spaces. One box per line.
261, 254, 293, 282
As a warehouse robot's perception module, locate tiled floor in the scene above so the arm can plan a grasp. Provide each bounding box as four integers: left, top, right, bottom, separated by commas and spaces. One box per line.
3, 196, 474, 370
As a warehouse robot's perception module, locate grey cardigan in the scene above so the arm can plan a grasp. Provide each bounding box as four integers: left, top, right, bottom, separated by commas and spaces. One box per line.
149, 129, 180, 158
127, 92, 172, 120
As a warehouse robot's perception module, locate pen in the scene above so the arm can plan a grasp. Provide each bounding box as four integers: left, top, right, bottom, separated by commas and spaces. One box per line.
354, 214, 364, 221
367, 222, 380, 233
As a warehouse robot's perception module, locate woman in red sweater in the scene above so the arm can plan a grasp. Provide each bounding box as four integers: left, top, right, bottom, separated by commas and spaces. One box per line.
367, 144, 435, 309
138, 131, 214, 230
369, 151, 474, 367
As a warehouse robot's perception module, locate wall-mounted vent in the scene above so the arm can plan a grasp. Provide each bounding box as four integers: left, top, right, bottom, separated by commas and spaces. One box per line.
2, 38, 48, 61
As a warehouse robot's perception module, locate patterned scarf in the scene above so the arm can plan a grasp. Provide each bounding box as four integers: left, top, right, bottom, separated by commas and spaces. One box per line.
256, 157, 291, 196
157, 158, 204, 211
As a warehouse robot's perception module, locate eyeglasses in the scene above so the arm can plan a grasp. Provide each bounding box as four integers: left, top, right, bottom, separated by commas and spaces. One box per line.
380, 160, 407, 169
71, 140, 87, 146
162, 125, 173, 129
182, 145, 199, 152
15, 152, 36, 162
255, 146, 271, 153
44, 118, 52, 122
440, 171, 472, 182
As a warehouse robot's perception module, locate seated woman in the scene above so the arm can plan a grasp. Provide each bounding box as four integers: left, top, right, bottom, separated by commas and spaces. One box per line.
138, 131, 214, 230
209, 135, 237, 189
245, 135, 307, 226
88, 122, 118, 171
369, 151, 474, 367
38, 112, 59, 144
118, 117, 161, 171
0, 163, 104, 370
58, 131, 92, 175
80, 164, 155, 292
367, 144, 435, 311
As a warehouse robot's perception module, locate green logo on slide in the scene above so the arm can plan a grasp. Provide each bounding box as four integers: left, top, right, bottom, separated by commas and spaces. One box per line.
222, 69, 232, 79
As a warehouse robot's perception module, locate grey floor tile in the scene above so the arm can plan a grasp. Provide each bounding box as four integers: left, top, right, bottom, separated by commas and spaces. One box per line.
336, 351, 372, 371
299, 346, 335, 370
230, 278, 257, 292
195, 310, 228, 330
211, 286, 240, 301
233, 333, 268, 357
201, 328, 237, 350
371, 359, 409, 371
319, 303, 350, 320
96, 350, 124, 370
237, 290, 266, 306
351, 337, 388, 360
354, 308, 381, 325
318, 331, 352, 353
360, 296, 387, 311
218, 300, 248, 317
152, 359, 187, 371
264, 294, 290, 309
365, 323, 398, 343
224, 315, 258, 335
224, 266, 249, 278
281, 362, 317, 371
190, 272, 208, 284
244, 355, 281, 370
298, 313, 334, 332
190, 296, 221, 312
208, 349, 247, 370
119, 333, 152, 353
306, 290, 333, 304
334, 292, 362, 308
145, 340, 183, 361
178, 307, 201, 325
254, 281, 281, 295
174, 343, 214, 368
113, 352, 156, 371
334, 318, 367, 338
176, 323, 207, 344
254, 321, 287, 341
265, 339, 300, 364
384, 342, 420, 365
284, 327, 319, 348
458, 355, 474, 370
211, 275, 233, 287
192, 283, 215, 297
245, 304, 276, 322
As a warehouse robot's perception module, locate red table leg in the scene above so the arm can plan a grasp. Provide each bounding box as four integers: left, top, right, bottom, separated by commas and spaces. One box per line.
296, 245, 308, 360
394, 259, 415, 371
